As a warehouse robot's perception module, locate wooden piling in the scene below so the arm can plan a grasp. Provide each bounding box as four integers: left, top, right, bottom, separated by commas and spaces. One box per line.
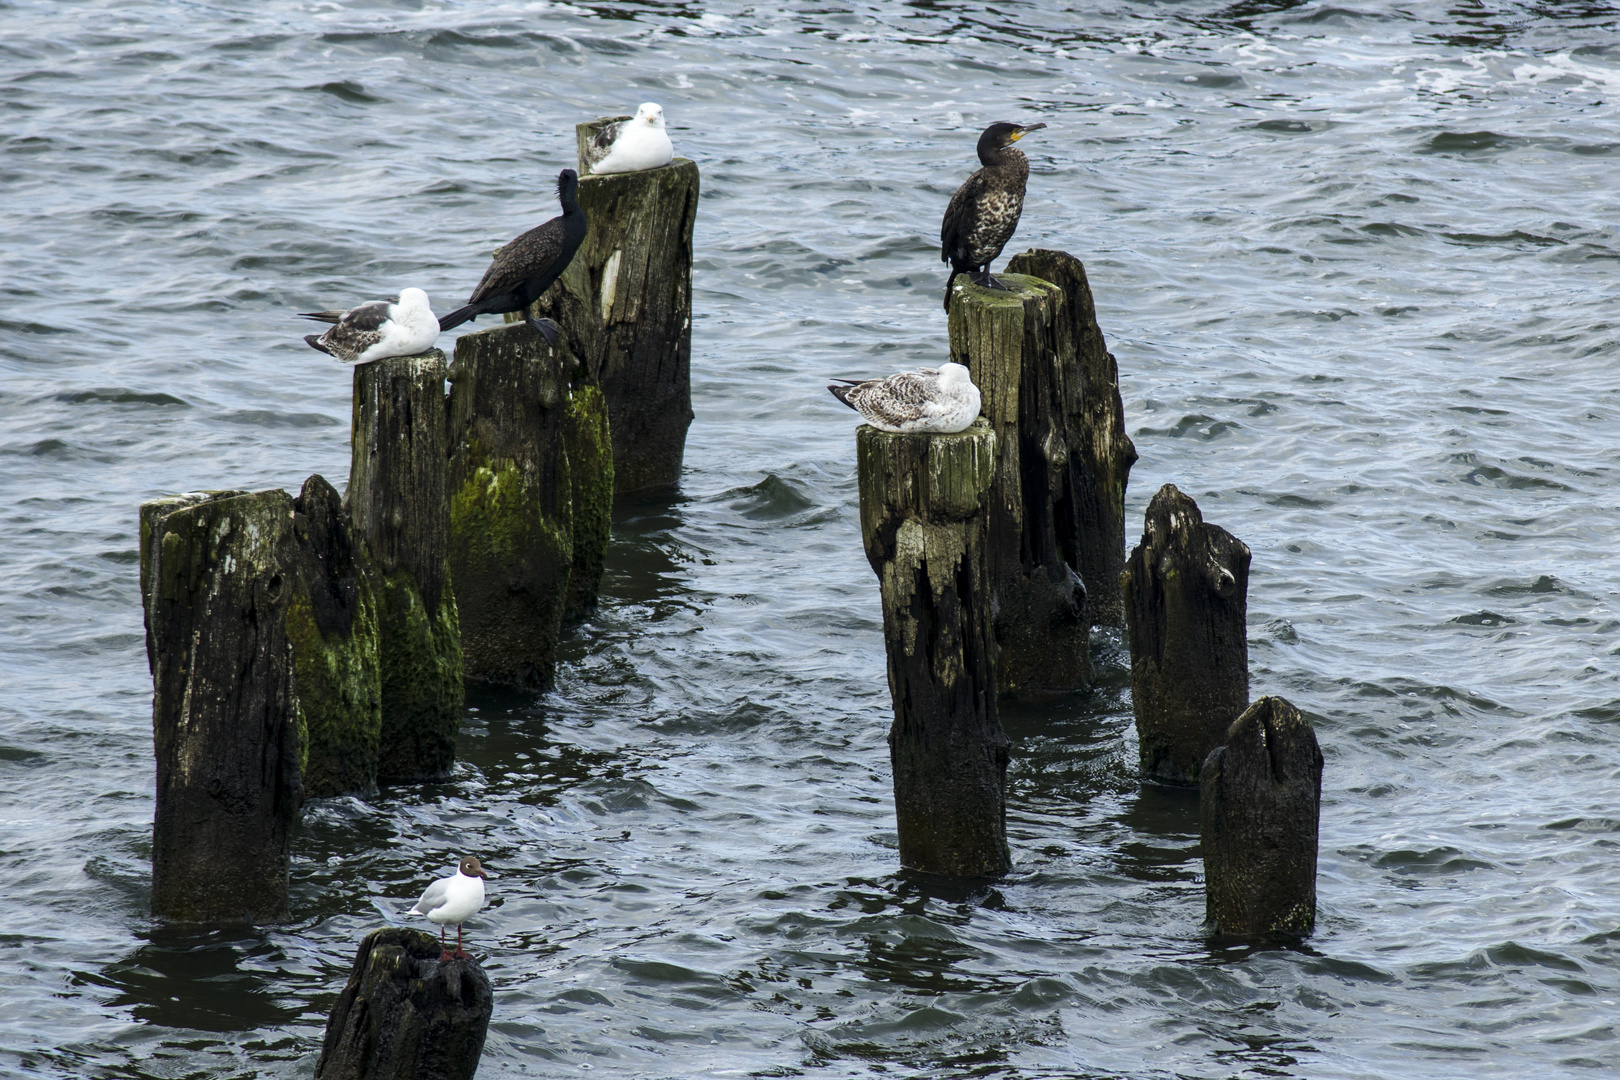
1004, 249, 1137, 627
348, 351, 464, 782
140, 489, 304, 922
947, 273, 1090, 696
858, 419, 1009, 878
1200, 696, 1323, 937
510, 122, 697, 493
1122, 484, 1251, 784
446, 324, 575, 689
561, 382, 613, 621
315, 928, 493, 1080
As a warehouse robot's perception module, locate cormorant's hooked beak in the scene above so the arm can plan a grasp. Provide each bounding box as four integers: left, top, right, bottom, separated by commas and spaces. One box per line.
1010, 122, 1047, 141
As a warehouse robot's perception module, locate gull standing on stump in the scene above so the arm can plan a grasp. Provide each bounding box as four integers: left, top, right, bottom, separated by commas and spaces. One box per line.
940, 121, 1046, 311
299, 287, 439, 365
437, 169, 588, 346
407, 855, 490, 962
585, 102, 675, 175
828, 362, 982, 433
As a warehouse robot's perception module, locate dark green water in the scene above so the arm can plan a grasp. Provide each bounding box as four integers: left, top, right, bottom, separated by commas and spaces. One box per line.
2, 1, 1618, 1076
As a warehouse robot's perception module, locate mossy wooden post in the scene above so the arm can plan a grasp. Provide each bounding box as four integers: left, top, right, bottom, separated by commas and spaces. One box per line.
561, 382, 613, 620
140, 489, 303, 922
314, 928, 493, 1080
287, 474, 382, 798
858, 419, 1009, 878
349, 351, 464, 782
510, 120, 697, 493
1122, 484, 1251, 784
1005, 248, 1137, 626
947, 274, 1089, 696
1201, 696, 1323, 937
447, 323, 574, 689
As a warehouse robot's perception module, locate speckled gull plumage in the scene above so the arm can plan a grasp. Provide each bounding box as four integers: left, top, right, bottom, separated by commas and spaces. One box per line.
585, 102, 675, 175
827, 361, 982, 434
299, 287, 439, 365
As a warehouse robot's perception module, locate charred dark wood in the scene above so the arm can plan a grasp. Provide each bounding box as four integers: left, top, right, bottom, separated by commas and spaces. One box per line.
858, 419, 1009, 877
446, 323, 574, 689
1122, 484, 1251, 784
1200, 696, 1323, 937
509, 128, 696, 494
140, 489, 304, 922
948, 274, 1089, 696
348, 351, 464, 782
1004, 249, 1137, 627
315, 928, 493, 1080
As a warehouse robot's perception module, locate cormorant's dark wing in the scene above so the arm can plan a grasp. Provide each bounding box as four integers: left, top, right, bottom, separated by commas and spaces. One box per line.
941, 167, 989, 265
467, 216, 567, 305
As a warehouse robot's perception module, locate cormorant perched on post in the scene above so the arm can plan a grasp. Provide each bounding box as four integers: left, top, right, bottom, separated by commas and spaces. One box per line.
940, 121, 1046, 312
438, 168, 587, 345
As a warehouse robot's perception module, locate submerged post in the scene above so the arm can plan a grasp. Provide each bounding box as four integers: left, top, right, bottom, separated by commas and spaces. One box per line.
858, 419, 1009, 878
315, 928, 493, 1080
512, 121, 697, 493
141, 489, 303, 922
948, 273, 1089, 695
1200, 696, 1323, 937
1004, 249, 1137, 627
349, 351, 464, 782
446, 324, 574, 689
1121, 484, 1251, 784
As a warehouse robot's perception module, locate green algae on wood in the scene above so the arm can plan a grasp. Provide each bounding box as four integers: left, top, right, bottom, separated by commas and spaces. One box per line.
947, 272, 1090, 697
1200, 696, 1323, 938
1005, 248, 1138, 627
857, 419, 1009, 878
348, 351, 464, 781
513, 144, 697, 493
447, 323, 575, 689
1122, 483, 1251, 784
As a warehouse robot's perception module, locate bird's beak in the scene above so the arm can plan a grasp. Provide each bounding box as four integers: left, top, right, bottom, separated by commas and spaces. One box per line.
1012, 123, 1047, 141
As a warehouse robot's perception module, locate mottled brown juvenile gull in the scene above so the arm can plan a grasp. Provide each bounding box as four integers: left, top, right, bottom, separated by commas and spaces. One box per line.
299, 287, 438, 365
828, 362, 982, 434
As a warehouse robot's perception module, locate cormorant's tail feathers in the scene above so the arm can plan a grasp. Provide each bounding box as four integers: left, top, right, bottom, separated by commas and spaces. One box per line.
437, 304, 480, 332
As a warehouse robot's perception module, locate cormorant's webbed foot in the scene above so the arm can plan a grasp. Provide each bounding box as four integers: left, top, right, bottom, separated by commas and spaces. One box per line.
527, 315, 561, 347
976, 271, 1009, 291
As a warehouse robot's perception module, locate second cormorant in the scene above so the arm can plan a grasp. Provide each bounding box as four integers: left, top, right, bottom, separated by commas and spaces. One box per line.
939, 121, 1046, 311
438, 168, 588, 345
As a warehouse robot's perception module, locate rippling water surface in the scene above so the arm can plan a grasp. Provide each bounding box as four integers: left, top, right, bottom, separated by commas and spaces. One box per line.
3, 1, 1619, 1076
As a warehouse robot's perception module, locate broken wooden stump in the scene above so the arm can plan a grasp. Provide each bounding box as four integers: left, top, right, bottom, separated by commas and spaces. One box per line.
315, 928, 493, 1080
858, 419, 1009, 877
348, 351, 464, 782
140, 489, 305, 922
1004, 248, 1137, 627
1200, 696, 1323, 937
511, 122, 697, 493
446, 323, 575, 689
1122, 484, 1251, 784
948, 272, 1089, 696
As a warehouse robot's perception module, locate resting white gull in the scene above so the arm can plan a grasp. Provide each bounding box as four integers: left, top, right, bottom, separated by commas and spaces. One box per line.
828, 361, 982, 434
407, 854, 489, 962
585, 102, 674, 175
299, 287, 439, 365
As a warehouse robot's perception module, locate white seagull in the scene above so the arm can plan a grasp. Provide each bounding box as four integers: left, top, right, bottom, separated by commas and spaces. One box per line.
828, 361, 982, 434
407, 855, 490, 962
585, 103, 675, 175
299, 287, 439, 365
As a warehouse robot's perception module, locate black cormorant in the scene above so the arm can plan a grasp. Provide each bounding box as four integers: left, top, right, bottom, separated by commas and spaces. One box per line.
438, 168, 588, 345
940, 121, 1046, 312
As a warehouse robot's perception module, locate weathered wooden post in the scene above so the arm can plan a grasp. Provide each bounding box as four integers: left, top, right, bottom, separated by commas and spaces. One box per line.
1121, 484, 1251, 784
446, 324, 574, 689
947, 273, 1089, 695
511, 119, 697, 493
349, 351, 464, 781
315, 928, 493, 1080
1201, 696, 1323, 937
1004, 248, 1137, 627
561, 383, 613, 620
141, 489, 303, 922
858, 418, 1009, 877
